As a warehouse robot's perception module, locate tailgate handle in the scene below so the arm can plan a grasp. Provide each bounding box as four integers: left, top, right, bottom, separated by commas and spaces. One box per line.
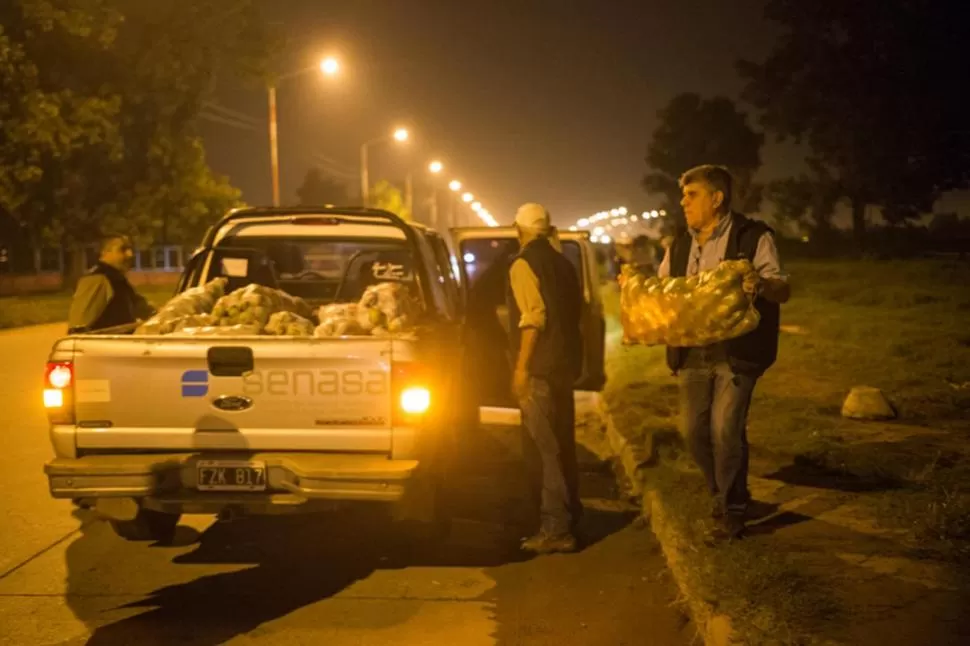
207, 347, 254, 377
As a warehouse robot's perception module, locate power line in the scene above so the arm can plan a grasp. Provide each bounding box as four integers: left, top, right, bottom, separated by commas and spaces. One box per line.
200, 110, 258, 132
202, 101, 261, 126
312, 152, 356, 176
311, 155, 358, 182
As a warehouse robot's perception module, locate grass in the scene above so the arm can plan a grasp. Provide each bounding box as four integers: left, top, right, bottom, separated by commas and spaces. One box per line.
603, 258, 970, 643
0, 284, 176, 330
649, 463, 841, 646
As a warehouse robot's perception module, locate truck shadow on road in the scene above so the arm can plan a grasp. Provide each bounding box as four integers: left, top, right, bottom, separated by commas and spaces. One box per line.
65, 433, 634, 645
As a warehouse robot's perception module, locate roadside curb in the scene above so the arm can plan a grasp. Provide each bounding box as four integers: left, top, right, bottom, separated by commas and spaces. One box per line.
581, 392, 737, 646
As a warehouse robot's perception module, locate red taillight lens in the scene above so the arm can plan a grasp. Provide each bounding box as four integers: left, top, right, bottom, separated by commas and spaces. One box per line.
47, 363, 73, 389
392, 362, 432, 425
44, 361, 75, 424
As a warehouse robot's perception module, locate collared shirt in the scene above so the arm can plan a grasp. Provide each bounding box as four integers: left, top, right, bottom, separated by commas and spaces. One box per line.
509, 258, 545, 329
657, 215, 788, 281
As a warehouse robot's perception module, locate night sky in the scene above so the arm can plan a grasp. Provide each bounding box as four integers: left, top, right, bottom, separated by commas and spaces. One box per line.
201, 0, 804, 226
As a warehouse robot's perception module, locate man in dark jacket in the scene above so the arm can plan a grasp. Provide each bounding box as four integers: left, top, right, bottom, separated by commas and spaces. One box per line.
68, 234, 156, 334
657, 165, 791, 541
507, 203, 584, 554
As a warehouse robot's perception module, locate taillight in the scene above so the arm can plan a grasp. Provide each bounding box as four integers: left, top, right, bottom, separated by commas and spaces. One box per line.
392, 362, 432, 425
44, 361, 75, 424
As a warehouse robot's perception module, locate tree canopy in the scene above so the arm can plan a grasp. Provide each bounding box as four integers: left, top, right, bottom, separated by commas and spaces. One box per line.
642, 93, 764, 233
0, 0, 276, 277
370, 180, 411, 222
739, 0, 967, 244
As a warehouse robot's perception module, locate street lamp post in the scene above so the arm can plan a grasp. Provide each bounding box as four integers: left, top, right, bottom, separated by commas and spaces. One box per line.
427, 160, 443, 229
448, 180, 462, 229
267, 56, 340, 207
360, 127, 409, 206
268, 85, 280, 207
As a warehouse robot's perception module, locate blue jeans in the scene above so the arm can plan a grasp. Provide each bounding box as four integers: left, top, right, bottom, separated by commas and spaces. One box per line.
520, 376, 582, 537
680, 353, 758, 517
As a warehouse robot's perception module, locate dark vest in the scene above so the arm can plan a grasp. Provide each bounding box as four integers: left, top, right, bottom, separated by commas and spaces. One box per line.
665, 212, 780, 377
506, 238, 583, 382
87, 262, 140, 332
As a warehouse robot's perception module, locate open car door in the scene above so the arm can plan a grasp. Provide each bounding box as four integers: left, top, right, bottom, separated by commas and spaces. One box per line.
450, 227, 606, 426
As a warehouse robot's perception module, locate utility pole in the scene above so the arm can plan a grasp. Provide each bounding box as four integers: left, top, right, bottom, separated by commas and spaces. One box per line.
267, 85, 280, 207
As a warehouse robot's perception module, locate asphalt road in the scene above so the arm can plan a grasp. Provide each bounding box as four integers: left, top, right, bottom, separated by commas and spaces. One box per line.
0, 324, 690, 645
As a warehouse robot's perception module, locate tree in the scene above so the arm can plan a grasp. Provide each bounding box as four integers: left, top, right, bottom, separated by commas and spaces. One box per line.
295, 168, 351, 206
0, 0, 274, 281
0, 1, 123, 267
642, 93, 765, 233
738, 0, 968, 247
370, 180, 411, 222
764, 169, 841, 239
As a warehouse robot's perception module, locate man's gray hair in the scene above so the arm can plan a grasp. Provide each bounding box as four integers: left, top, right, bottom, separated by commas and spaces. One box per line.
679, 164, 733, 213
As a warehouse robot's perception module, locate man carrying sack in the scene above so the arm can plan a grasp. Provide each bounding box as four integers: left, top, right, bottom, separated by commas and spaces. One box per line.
657, 165, 791, 541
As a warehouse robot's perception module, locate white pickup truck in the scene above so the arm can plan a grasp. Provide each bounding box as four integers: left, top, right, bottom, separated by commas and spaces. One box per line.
42, 207, 605, 542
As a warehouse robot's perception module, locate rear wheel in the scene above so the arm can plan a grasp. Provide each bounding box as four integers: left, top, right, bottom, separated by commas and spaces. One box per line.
394, 473, 452, 545
109, 509, 180, 543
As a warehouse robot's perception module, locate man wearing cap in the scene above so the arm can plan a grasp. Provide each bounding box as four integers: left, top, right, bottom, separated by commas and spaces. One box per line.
507, 203, 584, 553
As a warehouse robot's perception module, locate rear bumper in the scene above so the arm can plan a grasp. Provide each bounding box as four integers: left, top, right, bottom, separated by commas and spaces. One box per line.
45, 452, 420, 504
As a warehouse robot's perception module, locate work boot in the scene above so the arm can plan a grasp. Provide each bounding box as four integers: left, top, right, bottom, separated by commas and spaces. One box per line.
521, 532, 578, 554
707, 514, 746, 545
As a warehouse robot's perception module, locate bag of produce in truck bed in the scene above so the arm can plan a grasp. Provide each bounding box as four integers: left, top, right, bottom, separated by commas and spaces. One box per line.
314, 303, 364, 337
356, 282, 418, 334
619, 259, 760, 347
210, 284, 313, 329
264, 311, 315, 337
134, 278, 228, 335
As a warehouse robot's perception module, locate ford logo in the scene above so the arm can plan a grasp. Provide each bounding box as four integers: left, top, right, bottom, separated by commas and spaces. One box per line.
212, 395, 253, 412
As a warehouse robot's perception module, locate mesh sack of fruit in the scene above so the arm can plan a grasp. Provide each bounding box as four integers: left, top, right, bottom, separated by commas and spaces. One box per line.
619, 259, 761, 347
314, 317, 365, 337
210, 284, 312, 329
264, 311, 315, 337
315, 304, 365, 337
357, 283, 418, 334
135, 277, 227, 334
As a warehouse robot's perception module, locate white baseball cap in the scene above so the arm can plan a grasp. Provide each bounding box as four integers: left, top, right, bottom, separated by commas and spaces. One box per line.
514, 203, 551, 231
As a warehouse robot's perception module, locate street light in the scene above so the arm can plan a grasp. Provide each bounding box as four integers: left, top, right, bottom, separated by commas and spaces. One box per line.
268, 57, 341, 207
320, 57, 340, 76
360, 126, 410, 206
428, 160, 443, 174
471, 201, 482, 212
462, 192, 474, 203
449, 180, 462, 192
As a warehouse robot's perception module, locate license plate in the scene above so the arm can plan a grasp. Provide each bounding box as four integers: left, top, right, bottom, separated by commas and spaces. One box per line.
197, 460, 267, 492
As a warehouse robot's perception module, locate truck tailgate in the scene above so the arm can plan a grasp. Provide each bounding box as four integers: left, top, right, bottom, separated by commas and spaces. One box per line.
66, 336, 395, 453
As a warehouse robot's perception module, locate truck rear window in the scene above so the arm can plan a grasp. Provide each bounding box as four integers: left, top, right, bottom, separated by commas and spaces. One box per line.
212, 236, 421, 306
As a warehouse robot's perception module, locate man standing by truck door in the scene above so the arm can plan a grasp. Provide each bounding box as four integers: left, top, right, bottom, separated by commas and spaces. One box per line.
507, 203, 584, 554
68, 234, 156, 334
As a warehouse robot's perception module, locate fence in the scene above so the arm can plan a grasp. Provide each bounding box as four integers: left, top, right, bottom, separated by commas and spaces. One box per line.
0, 245, 187, 296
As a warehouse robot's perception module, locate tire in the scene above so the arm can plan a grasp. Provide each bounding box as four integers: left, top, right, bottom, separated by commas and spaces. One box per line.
109, 509, 180, 543
396, 478, 452, 545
